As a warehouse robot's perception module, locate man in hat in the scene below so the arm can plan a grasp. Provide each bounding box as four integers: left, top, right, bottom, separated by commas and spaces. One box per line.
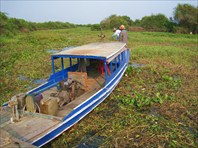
112, 28, 121, 40
119, 25, 128, 44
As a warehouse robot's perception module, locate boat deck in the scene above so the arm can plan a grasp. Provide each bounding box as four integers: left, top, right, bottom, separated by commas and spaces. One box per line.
0, 128, 37, 148
0, 75, 105, 146
0, 114, 60, 146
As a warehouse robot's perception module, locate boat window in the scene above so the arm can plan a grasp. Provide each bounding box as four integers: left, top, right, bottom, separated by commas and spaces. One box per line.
106, 62, 111, 76
63, 58, 69, 69
110, 58, 117, 73
118, 55, 121, 64
53, 58, 78, 73
73, 58, 78, 65
121, 52, 124, 61
116, 57, 120, 68
54, 58, 63, 72
77, 58, 87, 72
124, 50, 127, 60
120, 52, 122, 61
85, 59, 104, 78
108, 52, 126, 75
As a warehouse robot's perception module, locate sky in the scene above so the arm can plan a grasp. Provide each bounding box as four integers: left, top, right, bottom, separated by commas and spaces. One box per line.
1, 0, 197, 24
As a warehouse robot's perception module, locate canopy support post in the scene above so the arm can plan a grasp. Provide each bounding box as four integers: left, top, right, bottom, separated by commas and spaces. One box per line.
61, 58, 64, 70
70, 58, 72, 67
51, 57, 55, 74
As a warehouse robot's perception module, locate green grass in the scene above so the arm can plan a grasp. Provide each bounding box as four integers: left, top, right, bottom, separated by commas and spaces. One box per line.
0, 27, 197, 147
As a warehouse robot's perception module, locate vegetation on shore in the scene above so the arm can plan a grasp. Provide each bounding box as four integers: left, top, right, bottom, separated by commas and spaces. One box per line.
0, 26, 197, 147
1, 4, 197, 36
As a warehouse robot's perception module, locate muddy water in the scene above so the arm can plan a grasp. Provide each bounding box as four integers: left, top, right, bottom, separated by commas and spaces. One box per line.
19, 74, 47, 85
77, 132, 105, 148
129, 62, 145, 68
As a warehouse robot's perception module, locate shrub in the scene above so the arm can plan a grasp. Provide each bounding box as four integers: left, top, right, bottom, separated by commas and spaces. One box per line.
90, 24, 101, 31
100, 14, 133, 29
174, 27, 189, 34
140, 14, 169, 32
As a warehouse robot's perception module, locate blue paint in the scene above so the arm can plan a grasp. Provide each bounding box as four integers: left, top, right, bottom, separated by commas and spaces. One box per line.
52, 55, 106, 61
51, 57, 55, 74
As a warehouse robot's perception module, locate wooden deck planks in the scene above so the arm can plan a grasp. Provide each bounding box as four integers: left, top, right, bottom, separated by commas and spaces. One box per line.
0, 75, 105, 147
0, 109, 12, 127
0, 128, 37, 148
2, 116, 60, 143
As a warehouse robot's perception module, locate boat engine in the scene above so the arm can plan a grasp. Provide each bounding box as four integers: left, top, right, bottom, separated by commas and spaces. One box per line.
58, 77, 85, 105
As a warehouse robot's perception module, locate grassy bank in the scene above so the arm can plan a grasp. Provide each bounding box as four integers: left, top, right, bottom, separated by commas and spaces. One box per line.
0, 27, 197, 147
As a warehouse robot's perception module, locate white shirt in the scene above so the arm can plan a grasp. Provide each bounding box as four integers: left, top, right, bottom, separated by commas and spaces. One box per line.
112, 30, 121, 38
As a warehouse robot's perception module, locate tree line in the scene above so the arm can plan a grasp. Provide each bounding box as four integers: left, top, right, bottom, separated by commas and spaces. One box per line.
99, 4, 197, 34
0, 4, 197, 36
0, 12, 76, 36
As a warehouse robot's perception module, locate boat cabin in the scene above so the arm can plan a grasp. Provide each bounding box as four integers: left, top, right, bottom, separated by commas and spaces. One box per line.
21, 42, 129, 117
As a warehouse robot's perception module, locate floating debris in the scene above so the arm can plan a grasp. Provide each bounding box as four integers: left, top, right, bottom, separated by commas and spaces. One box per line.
77, 132, 105, 148
19, 74, 47, 85
33, 79, 47, 85
47, 49, 59, 53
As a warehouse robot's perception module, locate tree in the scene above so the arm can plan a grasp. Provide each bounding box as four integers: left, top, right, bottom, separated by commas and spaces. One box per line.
100, 14, 133, 29
174, 4, 198, 33
140, 14, 169, 32
133, 19, 141, 26
90, 24, 101, 31
0, 12, 9, 34
165, 20, 177, 33
121, 15, 133, 26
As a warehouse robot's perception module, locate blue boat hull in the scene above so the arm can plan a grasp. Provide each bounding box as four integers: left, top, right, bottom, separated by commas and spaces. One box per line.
1, 43, 130, 147
32, 62, 128, 147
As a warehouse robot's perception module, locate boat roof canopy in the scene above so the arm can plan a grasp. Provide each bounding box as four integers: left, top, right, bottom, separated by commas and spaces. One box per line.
52, 42, 127, 63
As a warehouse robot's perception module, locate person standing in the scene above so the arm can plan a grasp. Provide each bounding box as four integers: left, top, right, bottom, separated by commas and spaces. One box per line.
112, 28, 121, 40
119, 25, 128, 44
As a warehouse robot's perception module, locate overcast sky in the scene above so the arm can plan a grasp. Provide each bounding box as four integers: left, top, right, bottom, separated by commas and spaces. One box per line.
1, 0, 197, 24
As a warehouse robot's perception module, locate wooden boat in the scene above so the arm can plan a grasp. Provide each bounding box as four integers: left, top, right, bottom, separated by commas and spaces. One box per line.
0, 42, 130, 147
